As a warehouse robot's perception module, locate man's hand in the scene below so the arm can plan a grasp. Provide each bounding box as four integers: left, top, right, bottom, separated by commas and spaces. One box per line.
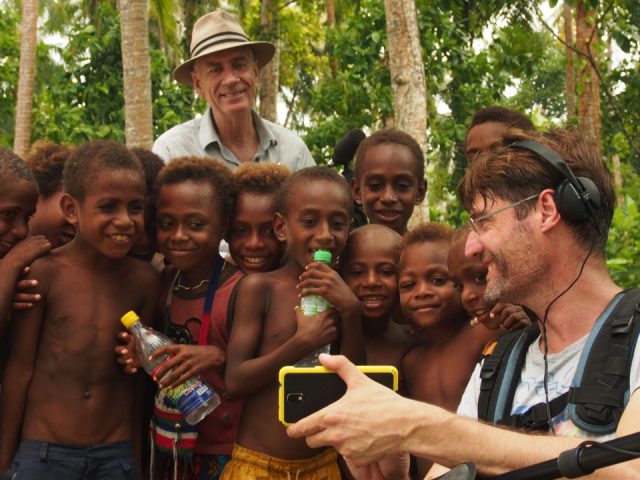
287, 354, 410, 464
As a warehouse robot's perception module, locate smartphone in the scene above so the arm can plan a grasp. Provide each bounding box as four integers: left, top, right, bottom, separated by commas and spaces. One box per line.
278, 365, 398, 426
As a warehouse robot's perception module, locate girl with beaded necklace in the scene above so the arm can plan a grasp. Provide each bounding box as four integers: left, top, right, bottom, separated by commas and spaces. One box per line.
148, 156, 243, 480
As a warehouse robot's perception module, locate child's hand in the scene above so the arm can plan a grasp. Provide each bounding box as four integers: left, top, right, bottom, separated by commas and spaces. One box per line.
149, 344, 225, 389
475, 303, 531, 331
2, 235, 51, 274
298, 262, 361, 317
11, 270, 41, 311
114, 331, 140, 374
294, 306, 338, 351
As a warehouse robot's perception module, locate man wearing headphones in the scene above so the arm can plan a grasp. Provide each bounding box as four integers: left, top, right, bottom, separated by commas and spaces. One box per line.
288, 128, 640, 479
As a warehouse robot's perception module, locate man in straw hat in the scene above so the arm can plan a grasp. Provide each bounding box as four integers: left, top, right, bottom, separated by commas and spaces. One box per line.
153, 10, 315, 171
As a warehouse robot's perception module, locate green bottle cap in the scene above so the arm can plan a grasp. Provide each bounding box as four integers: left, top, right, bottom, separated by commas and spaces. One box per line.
313, 249, 332, 264
120, 310, 140, 328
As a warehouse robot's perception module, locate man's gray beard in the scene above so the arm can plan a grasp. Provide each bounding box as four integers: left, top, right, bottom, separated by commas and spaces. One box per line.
484, 279, 503, 305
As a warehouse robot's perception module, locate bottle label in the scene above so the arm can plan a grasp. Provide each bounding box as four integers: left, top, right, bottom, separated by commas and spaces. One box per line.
151, 359, 215, 417
301, 295, 332, 316
170, 377, 215, 417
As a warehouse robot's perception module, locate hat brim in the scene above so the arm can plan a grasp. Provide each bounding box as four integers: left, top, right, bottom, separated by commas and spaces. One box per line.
173, 41, 275, 86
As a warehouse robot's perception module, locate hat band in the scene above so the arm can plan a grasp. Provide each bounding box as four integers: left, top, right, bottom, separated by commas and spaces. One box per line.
191, 31, 250, 57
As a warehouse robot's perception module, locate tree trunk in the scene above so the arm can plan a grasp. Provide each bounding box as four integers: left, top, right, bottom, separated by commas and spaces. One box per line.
563, 2, 576, 121
326, 0, 337, 77
13, 0, 39, 158
575, 0, 601, 149
383, 0, 429, 225
258, 0, 279, 122
611, 154, 622, 207
119, 0, 153, 149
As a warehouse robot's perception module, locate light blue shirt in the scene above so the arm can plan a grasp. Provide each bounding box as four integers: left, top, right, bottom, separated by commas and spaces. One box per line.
153, 106, 315, 171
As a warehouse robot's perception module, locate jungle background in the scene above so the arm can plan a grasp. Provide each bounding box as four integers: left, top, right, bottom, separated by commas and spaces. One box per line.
0, 0, 638, 287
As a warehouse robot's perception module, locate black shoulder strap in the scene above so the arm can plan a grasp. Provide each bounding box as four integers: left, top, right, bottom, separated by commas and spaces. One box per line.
481, 289, 640, 434
566, 288, 640, 433
478, 324, 540, 423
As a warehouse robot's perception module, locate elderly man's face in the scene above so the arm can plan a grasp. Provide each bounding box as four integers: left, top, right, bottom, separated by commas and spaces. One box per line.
191, 47, 259, 119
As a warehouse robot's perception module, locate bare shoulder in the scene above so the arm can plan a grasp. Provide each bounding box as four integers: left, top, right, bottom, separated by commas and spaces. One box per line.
24, 249, 66, 286
125, 256, 160, 286
402, 342, 423, 370
238, 271, 278, 296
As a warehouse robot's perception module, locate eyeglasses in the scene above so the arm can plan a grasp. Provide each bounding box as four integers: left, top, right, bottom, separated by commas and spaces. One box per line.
468, 194, 540, 234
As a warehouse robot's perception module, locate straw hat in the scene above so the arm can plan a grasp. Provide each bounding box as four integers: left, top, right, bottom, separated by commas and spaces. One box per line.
173, 10, 275, 86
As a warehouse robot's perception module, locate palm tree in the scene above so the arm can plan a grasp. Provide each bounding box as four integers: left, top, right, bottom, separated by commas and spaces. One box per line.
119, 0, 153, 148
14, 0, 39, 157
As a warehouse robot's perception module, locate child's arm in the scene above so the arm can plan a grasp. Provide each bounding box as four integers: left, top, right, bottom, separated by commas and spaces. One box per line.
129, 263, 160, 474
464, 303, 532, 354
148, 344, 226, 388
225, 275, 338, 398
11, 274, 41, 311
472, 303, 531, 331
0, 266, 47, 472
298, 262, 366, 363
0, 236, 51, 338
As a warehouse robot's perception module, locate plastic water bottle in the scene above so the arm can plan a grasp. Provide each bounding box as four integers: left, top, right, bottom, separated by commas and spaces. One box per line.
120, 311, 220, 425
296, 249, 333, 367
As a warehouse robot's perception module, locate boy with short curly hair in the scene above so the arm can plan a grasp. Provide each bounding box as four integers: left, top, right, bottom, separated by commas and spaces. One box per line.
227, 162, 289, 273
25, 140, 75, 248
0, 140, 159, 479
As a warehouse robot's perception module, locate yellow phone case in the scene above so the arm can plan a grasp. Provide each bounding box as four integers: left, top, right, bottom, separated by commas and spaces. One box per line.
278, 365, 399, 426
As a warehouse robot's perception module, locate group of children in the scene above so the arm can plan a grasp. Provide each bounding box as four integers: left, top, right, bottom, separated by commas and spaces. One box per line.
0, 126, 530, 480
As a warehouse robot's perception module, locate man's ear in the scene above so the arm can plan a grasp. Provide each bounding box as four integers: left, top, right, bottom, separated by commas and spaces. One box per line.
351, 178, 363, 205
415, 180, 427, 205
273, 212, 287, 242
539, 189, 562, 233
191, 68, 205, 100
60, 194, 79, 225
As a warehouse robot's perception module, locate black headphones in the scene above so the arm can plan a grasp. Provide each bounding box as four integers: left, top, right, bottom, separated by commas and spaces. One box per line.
509, 139, 601, 226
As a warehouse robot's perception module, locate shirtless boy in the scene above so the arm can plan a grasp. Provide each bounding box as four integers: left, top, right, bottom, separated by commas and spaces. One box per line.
0, 140, 160, 479
340, 224, 420, 392
352, 129, 426, 235
222, 166, 365, 479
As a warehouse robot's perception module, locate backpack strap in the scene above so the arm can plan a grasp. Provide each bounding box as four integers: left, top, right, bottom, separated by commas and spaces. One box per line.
566, 288, 640, 434
478, 324, 540, 423
480, 289, 640, 434
498, 392, 568, 431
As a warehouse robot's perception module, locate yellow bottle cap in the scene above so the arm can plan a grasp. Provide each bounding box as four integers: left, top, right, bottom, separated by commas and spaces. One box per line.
120, 310, 140, 328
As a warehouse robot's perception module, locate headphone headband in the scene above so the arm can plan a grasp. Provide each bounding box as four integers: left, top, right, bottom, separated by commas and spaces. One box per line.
508, 139, 601, 228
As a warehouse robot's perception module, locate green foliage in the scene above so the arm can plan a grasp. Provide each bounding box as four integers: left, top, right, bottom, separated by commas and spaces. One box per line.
607, 195, 640, 288
32, 5, 126, 144
0, 1, 200, 148
0, 6, 19, 146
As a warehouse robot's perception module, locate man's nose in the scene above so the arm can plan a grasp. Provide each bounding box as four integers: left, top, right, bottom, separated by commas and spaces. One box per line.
465, 231, 483, 258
